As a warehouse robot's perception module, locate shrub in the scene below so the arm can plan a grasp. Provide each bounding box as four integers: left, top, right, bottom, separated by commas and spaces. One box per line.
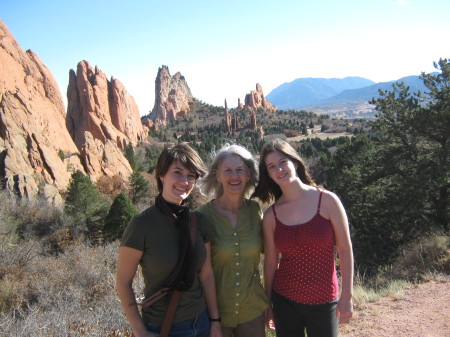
390, 233, 450, 281
104, 193, 138, 242
64, 171, 110, 242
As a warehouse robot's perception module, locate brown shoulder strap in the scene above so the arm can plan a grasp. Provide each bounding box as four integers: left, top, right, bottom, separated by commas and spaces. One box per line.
159, 212, 197, 337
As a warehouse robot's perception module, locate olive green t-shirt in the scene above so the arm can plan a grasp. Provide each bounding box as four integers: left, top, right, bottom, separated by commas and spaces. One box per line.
120, 206, 213, 324
196, 199, 269, 327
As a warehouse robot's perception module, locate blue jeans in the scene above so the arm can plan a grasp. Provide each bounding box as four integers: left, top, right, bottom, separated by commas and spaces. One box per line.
146, 309, 210, 337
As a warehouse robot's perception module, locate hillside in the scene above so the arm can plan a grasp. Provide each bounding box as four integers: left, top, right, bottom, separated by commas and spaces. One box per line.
266, 77, 374, 109
266, 75, 430, 113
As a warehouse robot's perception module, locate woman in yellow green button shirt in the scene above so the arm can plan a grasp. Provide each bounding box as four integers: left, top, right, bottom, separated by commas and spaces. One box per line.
196, 144, 269, 337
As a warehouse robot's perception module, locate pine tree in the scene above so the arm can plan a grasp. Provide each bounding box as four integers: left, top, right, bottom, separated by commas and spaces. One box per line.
124, 143, 137, 171
104, 193, 138, 242
129, 171, 149, 204
64, 170, 110, 240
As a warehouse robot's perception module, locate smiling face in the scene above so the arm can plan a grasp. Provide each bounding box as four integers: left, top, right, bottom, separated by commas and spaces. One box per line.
216, 155, 250, 197
264, 150, 298, 187
160, 160, 197, 204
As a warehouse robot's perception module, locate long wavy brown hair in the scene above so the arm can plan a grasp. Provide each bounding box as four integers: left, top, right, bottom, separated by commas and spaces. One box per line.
252, 139, 316, 204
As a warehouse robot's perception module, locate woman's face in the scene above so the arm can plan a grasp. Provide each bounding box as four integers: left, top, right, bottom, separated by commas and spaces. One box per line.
216, 155, 250, 197
265, 150, 298, 186
160, 160, 196, 204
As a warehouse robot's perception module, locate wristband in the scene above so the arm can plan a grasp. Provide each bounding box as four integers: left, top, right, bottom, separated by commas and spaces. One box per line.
209, 317, 221, 322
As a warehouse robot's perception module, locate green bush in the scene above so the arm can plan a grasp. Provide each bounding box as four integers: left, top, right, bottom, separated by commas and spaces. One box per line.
104, 193, 138, 242
64, 171, 110, 241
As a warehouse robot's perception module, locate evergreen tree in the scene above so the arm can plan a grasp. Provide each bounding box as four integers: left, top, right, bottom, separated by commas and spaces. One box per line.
104, 192, 138, 242
129, 171, 149, 204
324, 59, 450, 271
124, 143, 137, 171
64, 170, 110, 240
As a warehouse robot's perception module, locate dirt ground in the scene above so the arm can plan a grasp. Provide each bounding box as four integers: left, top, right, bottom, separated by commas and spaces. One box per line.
339, 280, 450, 337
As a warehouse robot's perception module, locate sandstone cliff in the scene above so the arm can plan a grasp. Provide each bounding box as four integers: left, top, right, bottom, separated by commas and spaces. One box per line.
0, 20, 84, 202
0, 21, 134, 202
152, 65, 193, 129
66, 60, 147, 150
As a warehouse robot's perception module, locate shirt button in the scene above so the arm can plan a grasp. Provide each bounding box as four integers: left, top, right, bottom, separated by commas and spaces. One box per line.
236, 303, 239, 306
236, 262, 239, 266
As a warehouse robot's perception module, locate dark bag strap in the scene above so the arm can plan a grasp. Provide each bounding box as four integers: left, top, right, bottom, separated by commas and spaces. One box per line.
148, 212, 197, 337
140, 212, 198, 308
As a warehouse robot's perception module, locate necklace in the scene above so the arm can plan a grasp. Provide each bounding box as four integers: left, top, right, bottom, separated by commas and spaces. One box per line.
215, 199, 243, 214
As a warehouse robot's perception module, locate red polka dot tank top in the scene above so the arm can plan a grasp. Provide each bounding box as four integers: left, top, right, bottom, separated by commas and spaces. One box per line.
272, 191, 338, 305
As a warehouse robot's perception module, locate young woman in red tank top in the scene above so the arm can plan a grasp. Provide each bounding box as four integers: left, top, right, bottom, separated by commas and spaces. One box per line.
252, 139, 354, 337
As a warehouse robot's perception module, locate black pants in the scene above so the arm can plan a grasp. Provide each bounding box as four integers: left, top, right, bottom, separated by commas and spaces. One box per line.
272, 290, 338, 337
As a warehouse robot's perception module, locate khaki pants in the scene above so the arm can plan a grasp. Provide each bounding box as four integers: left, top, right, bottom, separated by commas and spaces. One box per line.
221, 313, 265, 337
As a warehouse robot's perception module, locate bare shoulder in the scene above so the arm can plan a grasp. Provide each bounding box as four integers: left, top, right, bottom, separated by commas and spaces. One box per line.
320, 189, 341, 203
262, 204, 276, 229
262, 204, 275, 220
319, 189, 346, 216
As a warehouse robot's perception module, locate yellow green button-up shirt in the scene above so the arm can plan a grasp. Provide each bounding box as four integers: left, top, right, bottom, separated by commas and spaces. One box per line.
196, 199, 268, 327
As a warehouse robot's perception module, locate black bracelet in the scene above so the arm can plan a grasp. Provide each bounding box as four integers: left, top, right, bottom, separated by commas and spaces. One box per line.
209, 317, 221, 322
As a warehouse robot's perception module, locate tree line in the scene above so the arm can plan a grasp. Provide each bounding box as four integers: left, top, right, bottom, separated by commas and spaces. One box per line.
7, 59, 447, 276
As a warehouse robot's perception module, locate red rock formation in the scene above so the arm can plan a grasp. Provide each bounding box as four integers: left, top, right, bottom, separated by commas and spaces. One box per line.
152, 65, 193, 129
66, 60, 146, 149
224, 99, 232, 132
0, 20, 133, 200
142, 116, 154, 129
0, 20, 83, 199
237, 98, 244, 110
80, 132, 132, 182
244, 83, 277, 112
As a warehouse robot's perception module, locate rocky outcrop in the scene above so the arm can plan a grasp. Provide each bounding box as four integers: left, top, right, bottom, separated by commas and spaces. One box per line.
80, 132, 132, 182
0, 20, 134, 201
142, 116, 154, 129
237, 98, 244, 110
0, 20, 83, 199
152, 65, 193, 129
244, 83, 277, 112
66, 60, 147, 149
224, 99, 232, 132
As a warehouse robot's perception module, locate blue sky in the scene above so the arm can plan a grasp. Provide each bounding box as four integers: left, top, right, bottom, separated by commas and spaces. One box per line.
2, 0, 450, 115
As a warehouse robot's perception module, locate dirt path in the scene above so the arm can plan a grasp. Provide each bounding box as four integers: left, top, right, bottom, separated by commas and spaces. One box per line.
339, 280, 450, 337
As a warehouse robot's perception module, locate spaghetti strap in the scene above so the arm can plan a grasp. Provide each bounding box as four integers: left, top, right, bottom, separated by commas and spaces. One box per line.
272, 205, 278, 220
317, 190, 323, 212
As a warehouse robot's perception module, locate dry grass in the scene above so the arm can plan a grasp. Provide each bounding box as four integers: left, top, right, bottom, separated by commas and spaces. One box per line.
0, 191, 447, 336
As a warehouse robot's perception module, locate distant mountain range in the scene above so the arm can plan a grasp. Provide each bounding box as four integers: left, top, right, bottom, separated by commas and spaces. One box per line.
266, 75, 430, 111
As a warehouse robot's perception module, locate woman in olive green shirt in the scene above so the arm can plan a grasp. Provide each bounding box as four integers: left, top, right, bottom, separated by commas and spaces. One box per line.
197, 144, 268, 337
116, 144, 222, 337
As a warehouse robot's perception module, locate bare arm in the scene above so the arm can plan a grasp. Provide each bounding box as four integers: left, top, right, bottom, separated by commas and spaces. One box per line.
325, 192, 354, 323
262, 207, 279, 329
116, 246, 152, 337
199, 242, 222, 337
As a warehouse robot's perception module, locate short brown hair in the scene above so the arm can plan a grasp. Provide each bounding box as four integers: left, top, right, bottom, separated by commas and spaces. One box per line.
154, 144, 206, 193
252, 139, 315, 203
